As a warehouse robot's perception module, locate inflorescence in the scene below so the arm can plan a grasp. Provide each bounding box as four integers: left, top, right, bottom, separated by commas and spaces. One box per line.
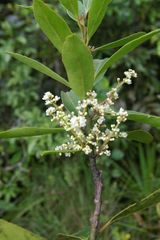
42, 69, 137, 157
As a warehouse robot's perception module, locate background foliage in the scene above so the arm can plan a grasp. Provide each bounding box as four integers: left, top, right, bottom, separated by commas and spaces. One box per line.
0, 0, 160, 239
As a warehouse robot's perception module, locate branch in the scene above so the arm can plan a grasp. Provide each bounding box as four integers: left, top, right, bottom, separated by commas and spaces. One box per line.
89, 154, 103, 240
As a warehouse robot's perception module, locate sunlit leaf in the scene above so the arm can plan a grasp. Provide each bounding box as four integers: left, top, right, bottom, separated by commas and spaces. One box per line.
33, 0, 72, 52
94, 32, 146, 52
127, 130, 153, 144
60, 0, 78, 17
0, 128, 64, 139
96, 29, 160, 79
62, 34, 94, 99
87, 0, 112, 41
128, 111, 160, 129
8, 52, 70, 87
100, 188, 160, 233
0, 219, 45, 240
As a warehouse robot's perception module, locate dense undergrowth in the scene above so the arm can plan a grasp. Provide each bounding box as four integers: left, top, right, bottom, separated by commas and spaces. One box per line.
0, 0, 160, 239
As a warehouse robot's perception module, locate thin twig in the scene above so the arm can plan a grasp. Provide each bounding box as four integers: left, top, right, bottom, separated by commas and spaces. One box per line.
89, 154, 103, 240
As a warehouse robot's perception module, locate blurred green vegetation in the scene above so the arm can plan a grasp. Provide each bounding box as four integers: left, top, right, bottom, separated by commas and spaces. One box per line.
0, 1, 160, 239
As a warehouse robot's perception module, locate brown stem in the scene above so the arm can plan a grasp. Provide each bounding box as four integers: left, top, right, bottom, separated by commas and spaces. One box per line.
89, 154, 103, 240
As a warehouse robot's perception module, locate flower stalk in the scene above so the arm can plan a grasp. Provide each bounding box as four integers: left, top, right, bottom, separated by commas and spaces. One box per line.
89, 154, 103, 240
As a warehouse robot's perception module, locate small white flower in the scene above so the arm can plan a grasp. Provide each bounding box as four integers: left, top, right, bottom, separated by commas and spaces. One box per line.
123, 78, 132, 85
104, 150, 111, 156
65, 153, 71, 157
79, 116, 87, 128
119, 132, 128, 138
54, 96, 60, 102
42, 91, 53, 101
83, 145, 92, 155
70, 116, 86, 129
70, 116, 79, 128
46, 107, 56, 116
97, 116, 105, 125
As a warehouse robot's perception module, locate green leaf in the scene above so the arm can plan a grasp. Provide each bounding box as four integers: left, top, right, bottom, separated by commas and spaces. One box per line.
60, 0, 78, 17
0, 128, 64, 139
93, 58, 108, 84
87, 0, 112, 41
8, 52, 70, 87
17, 4, 33, 10
82, 0, 92, 13
96, 29, 160, 79
62, 34, 94, 99
61, 90, 80, 113
127, 130, 153, 144
56, 234, 84, 240
100, 188, 160, 233
0, 219, 45, 240
41, 149, 80, 157
33, 0, 72, 52
94, 32, 146, 52
78, 1, 86, 17
128, 111, 160, 129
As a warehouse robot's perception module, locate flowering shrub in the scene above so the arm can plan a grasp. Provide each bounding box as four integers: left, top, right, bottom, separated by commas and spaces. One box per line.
0, 0, 160, 240
43, 70, 137, 158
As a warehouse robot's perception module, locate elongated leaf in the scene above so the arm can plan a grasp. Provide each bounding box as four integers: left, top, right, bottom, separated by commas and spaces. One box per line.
94, 32, 146, 52
8, 52, 70, 87
100, 188, 160, 233
41, 149, 80, 157
82, 0, 92, 13
0, 219, 45, 240
128, 111, 160, 129
33, 0, 72, 52
56, 234, 83, 240
60, 0, 78, 17
96, 29, 160, 79
61, 90, 79, 113
0, 128, 64, 139
87, 0, 112, 41
17, 5, 33, 10
62, 34, 94, 99
127, 130, 153, 144
93, 58, 108, 84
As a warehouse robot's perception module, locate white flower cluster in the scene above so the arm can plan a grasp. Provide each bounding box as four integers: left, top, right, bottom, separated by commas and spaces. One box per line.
42, 69, 137, 157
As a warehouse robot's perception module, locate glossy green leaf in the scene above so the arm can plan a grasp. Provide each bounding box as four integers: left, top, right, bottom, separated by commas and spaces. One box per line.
0, 128, 64, 139
87, 0, 112, 41
33, 0, 72, 52
94, 32, 146, 52
0, 219, 45, 240
8, 52, 70, 87
96, 29, 160, 79
100, 188, 160, 233
56, 234, 83, 240
127, 130, 153, 144
61, 90, 79, 113
93, 58, 108, 84
60, 0, 78, 17
41, 149, 80, 157
128, 111, 160, 129
62, 34, 94, 99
